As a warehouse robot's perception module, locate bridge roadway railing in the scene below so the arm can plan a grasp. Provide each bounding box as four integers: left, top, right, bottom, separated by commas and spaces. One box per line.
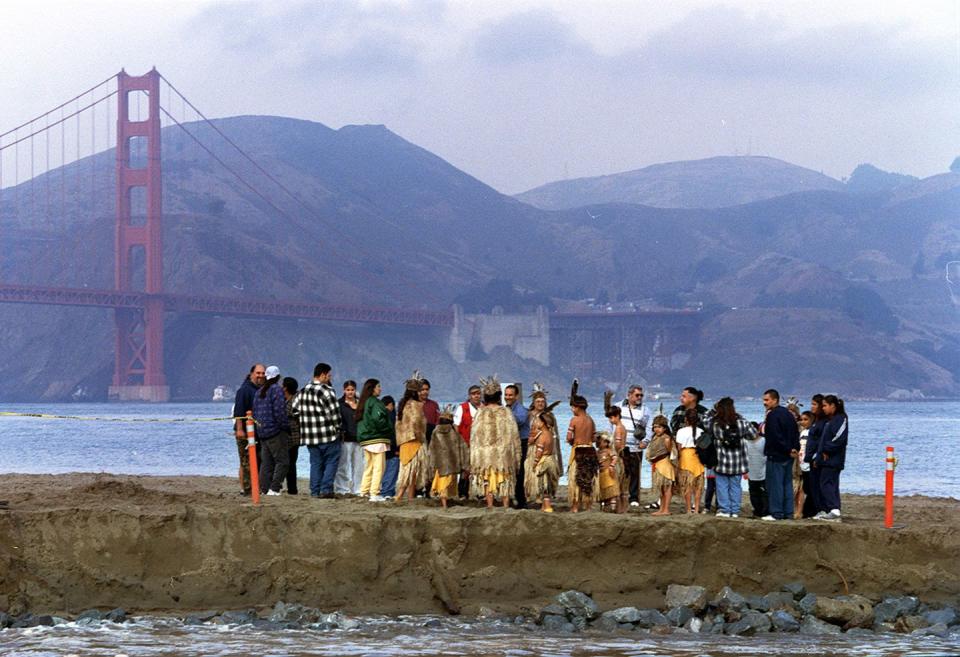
0, 284, 454, 328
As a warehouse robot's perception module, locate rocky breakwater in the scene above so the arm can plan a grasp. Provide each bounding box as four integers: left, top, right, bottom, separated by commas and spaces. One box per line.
534, 585, 960, 639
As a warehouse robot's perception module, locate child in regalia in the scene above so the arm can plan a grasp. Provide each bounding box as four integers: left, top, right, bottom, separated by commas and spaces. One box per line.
596, 433, 621, 512
429, 405, 469, 508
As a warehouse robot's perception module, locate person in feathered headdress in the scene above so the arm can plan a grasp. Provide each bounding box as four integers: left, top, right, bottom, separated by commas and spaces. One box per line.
469, 375, 521, 509
428, 404, 469, 508
566, 379, 599, 512
523, 382, 561, 513
395, 370, 428, 502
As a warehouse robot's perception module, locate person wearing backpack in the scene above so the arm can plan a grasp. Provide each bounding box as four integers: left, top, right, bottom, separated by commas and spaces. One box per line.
705, 397, 757, 518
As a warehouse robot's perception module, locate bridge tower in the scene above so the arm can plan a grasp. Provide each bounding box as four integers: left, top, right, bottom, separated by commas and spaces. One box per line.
108, 69, 169, 402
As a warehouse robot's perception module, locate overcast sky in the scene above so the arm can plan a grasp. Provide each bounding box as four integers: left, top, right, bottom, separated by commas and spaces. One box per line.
1, 0, 957, 193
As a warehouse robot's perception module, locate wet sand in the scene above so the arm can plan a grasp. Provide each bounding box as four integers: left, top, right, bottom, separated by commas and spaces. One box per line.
0, 474, 957, 617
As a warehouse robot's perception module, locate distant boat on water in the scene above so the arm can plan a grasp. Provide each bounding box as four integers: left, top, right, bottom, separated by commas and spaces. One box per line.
212, 385, 234, 402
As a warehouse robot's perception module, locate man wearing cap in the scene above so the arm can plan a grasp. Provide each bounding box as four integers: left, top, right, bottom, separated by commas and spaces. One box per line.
253, 365, 291, 496
618, 385, 650, 508
232, 363, 265, 496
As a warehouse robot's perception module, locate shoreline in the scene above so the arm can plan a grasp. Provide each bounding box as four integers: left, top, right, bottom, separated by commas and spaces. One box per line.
0, 474, 958, 618
4, 396, 960, 404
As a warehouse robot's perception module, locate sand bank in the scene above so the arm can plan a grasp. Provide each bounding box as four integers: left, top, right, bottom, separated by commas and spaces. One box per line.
0, 474, 957, 616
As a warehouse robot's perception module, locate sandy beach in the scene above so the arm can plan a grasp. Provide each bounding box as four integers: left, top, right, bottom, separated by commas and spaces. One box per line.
0, 473, 957, 617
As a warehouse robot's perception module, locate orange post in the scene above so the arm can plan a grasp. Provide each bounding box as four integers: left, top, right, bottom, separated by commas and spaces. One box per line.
246, 411, 260, 506
884, 446, 895, 528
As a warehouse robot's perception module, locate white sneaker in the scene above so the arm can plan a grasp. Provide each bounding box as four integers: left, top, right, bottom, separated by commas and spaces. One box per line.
369, 495, 387, 502
630, 501, 640, 508
715, 511, 730, 518
731, 513, 739, 518
812, 511, 827, 520
266, 490, 281, 496
822, 509, 842, 522
760, 515, 777, 521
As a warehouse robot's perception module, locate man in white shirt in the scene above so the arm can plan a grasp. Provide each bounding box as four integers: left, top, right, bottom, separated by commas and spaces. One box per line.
453, 385, 481, 497
618, 385, 650, 507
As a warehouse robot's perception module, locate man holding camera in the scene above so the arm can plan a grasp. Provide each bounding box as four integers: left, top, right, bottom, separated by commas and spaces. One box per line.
617, 385, 650, 508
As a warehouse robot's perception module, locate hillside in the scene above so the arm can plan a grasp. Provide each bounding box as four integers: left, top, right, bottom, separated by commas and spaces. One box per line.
0, 117, 957, 401
514, 156, 845, 210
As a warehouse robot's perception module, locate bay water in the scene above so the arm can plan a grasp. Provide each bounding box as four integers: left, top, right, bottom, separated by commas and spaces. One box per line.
0, 400, 957, 498
0, 400, 958, 656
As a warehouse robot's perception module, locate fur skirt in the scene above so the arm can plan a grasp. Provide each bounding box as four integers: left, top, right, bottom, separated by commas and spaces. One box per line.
524, 451, 560, 502
567, 446, 599, 504
618, 447, 635, 491
470, 468, 515, 500
396, 442, 427, 494
677, 468, 703, 497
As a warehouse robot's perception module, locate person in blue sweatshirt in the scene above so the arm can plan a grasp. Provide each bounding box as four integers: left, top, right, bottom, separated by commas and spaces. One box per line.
253, 365, 291, 496
802, 394, 827, 517
811, 394, 848, 522
760, 388, 800, 520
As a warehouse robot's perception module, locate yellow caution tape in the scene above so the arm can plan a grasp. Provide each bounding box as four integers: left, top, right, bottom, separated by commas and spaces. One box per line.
0, 411, 249, 423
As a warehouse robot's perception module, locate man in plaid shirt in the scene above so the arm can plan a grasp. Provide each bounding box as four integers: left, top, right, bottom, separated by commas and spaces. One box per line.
291, 362, 342, 498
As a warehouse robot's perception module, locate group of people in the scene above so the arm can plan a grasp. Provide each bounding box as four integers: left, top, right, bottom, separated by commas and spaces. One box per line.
232, 363, 848, 521
637, 387, 849, 522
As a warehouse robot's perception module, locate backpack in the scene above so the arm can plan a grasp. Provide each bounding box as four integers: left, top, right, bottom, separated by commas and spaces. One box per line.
718, 422, 742, 449
694, 428, 717, 469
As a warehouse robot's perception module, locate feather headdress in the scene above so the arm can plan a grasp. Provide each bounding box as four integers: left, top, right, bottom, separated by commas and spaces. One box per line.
529, 381, 548, 400
569, 378, 587, 409
404, 369, 425, 392
439, 403, 455, 420
479, 374, 501, 397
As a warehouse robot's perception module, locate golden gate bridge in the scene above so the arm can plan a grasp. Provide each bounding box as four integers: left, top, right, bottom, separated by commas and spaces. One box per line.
0, 69, 699, 402
0, 69, 453, 402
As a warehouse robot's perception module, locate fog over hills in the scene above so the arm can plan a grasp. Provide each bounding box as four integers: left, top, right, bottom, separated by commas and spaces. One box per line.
0, 116, 957, 401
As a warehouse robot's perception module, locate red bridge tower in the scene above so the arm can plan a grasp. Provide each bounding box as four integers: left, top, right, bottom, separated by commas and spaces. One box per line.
108, 69, 169, 402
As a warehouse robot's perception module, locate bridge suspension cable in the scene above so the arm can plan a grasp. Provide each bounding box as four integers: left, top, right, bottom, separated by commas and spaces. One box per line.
156, 75, 444, 306
0, 74, 118, 287
0, 74, 116, 141
1, 68, 446, 304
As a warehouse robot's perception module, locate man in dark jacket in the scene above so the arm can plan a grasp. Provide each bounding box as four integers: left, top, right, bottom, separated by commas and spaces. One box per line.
761, 388, 800, 520
232, 363, 264, 495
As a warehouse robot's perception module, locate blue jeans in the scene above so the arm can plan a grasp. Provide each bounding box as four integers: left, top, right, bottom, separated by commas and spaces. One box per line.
308, 442, 341, 496
380, 456, 400, 497
715, 474, 742, 515
335, 442, 364, 494
766, 459, 793, 519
